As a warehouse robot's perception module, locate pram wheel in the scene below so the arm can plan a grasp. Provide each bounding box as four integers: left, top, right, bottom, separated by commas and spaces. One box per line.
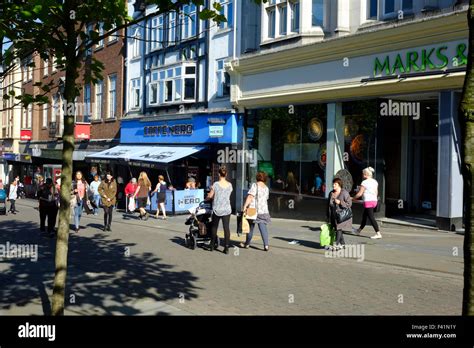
186, 234, 196, 250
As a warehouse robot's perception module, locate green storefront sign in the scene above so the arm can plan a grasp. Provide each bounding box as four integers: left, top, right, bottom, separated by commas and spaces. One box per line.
374, 43, 467, 77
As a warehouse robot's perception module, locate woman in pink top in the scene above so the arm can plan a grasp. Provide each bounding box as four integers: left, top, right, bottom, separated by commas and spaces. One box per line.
72, 171, 90, 233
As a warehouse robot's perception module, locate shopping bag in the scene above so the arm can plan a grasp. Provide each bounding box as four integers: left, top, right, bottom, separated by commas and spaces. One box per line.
320, 223, 334, 247
128, 197, 136, 212
242, 216, 250, 234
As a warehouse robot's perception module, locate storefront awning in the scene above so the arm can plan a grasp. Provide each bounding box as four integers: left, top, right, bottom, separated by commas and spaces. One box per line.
85, 145, 205, 167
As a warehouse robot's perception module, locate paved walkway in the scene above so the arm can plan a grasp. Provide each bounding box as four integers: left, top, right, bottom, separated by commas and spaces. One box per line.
0, 199, 464, 315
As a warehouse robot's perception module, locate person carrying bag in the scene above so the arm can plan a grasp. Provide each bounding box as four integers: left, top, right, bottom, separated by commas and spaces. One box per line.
327, 177, 352, 250
240, 171, 271, 252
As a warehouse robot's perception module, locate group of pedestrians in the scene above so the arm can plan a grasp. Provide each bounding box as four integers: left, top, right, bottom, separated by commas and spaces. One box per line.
327, 166, 382, 251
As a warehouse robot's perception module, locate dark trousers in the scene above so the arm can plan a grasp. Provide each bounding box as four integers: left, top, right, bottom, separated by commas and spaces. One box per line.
360, 207, 380, 232
40, 205, 58, 232
211, 213, 231, 248
103, 205, 113, 227
335, 229, 345, 245
9, 199, 16, 212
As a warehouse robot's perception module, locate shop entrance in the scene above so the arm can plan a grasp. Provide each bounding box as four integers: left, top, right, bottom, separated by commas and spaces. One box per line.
407, 100, 438, 215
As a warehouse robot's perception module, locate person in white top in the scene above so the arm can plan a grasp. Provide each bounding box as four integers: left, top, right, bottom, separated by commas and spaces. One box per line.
8, 178, 19, 214
352, 167, 382, 239
89, 174, 101, 215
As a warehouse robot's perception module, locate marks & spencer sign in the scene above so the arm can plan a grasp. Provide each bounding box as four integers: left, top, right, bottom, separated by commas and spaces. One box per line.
374, 42, 467, 77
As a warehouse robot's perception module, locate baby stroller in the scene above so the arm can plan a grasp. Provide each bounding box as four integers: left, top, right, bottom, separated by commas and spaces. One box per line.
184, 200, 219, 250
0, 189, 6, 215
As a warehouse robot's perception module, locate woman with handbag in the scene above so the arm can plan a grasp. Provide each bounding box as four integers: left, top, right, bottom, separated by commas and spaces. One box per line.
38, 178, 59, 237
240, 171, 271, 251
71, 171, 90, 233
352, 167, 382, 239
133, 171, 151, 220
98, 171, 117, 232
328, 178, 352, 250
207, 166, 232, 254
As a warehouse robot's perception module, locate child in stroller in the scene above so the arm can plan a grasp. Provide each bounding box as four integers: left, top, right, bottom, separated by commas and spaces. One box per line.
184, 201, 220, 250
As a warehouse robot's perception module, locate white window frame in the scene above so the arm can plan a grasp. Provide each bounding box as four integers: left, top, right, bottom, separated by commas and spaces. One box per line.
216, 59, 230, 98
86, 23, 94, 56
108, 74, 117, 119
366, 0, 379, 20
130, 78, 141, 109
155, 64, 196, 105
267, 7, 276, 39
97, 22, 104, 48
27, 104, 32, 129
131, 27, 141, 58
150, 16, 164, 51
22, 106, 26, 129
168, 12, 177, 45
51, 96, 58, 124
290, 1, 300, 33
42, 103, 48, 128
94, 80, 103, 120
43, 59, 48, 76
52, 55, 58, 73
218, 0, 233, 30
149, 72, 159, 106
279, 4, 288, 36
181, 4, 197, 40
108, 24, 118, 42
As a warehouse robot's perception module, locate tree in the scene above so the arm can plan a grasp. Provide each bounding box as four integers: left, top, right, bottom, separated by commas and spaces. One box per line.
461, 0, 474, 316
1, 0, 257, 316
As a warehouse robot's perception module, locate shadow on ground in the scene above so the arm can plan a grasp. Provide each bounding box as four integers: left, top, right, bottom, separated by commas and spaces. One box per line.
0, 218, 200, 315
273, 236, 323, 249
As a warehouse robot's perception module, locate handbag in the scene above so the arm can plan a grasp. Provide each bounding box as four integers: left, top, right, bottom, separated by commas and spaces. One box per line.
198, 221, 207, 236
245, 183, 258, 220
335, 207, 353, 224
241, 216, 250, 234
128, 197, 136, 212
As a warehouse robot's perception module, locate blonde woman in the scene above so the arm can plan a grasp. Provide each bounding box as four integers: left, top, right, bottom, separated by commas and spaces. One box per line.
353, 167, 382, 239
133, 171, 151, 220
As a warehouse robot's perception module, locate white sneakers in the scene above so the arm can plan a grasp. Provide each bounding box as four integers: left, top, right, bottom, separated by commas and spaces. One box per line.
370, 232, 382, 239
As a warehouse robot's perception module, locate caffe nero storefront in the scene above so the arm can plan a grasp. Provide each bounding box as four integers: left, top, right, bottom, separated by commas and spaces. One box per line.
86, 113, 244, 214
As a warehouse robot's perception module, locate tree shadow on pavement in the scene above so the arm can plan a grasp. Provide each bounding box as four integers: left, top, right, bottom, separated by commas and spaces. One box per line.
0, 218, 200, 315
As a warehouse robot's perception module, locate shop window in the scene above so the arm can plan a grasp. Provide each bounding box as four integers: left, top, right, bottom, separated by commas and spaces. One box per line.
252, 105, 328, 198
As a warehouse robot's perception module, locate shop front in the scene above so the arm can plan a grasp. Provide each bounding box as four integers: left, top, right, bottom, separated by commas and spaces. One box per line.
230, 12, 467, 230
86, 113, 243, 214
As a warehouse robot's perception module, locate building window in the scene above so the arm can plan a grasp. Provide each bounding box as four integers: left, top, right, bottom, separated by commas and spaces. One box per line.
84, 84, 91, 122
27, 105, 32, 129
150, 16, 164, 51
279, 5, 288, 35
218, 0, 233, 29
168, 12, 177, 45
181, 4, 197, 40
290, 1, 300, 33
43, 59, 48, 76
108, 24, 118, 42
131, 27, 141, 58
216, 59, 230, 98
312, 0, 324, 27
21, 107, 26, 129
42, 103, 48, 128
97, 22, 104, 48
368, 0, 378, 19
108, 74, 117, 119
402, 0, 413, 11
155, 64, 196, 104
52, 55, 58, 73
267, 7, 276, 38
131, 78, 141, 109
149, 72, 159, 105
94, 80, 103, 120
384, 0, 395, 14
51, 96, 58, 124
86, 23, 94, 56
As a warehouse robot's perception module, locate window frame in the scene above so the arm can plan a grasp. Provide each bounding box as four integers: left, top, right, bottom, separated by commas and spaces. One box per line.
311, 0, 324, 28
218, 0, 233, 30
130, 78, 141, 109
108, 74, 117, 119
216, 59, 230, 98
94, 80, 103, 120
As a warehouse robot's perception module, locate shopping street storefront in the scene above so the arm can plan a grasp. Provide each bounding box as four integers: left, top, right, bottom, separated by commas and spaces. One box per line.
229, 11, 467, 230
86, 113, 244, 214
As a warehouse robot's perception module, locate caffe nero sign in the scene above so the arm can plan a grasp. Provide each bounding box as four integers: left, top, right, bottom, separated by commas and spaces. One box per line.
144, 124, 193, 137
373, 42, 467, 77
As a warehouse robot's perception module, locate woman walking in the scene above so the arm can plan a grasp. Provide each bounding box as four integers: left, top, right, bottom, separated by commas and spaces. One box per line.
38, 178, 59, 237
352, 167, 382, 239
8, 178, 18, 214
328, 178, 352, 250
152, 175, 167, 220
72, 171, 90, 233
207, 166, 233, 254
240, 171, 271, 251
133, 172, 151, 220
98, 171, 117, 232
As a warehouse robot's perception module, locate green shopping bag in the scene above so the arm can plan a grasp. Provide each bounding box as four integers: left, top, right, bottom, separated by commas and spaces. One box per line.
320, 223, 335, 247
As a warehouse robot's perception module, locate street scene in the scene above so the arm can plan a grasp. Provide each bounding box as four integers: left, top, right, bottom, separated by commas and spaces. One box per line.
0, 0, 473, 333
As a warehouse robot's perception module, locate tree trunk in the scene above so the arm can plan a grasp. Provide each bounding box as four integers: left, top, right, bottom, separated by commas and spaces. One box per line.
51, 0, 80, 316
461, 1, 474, 316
